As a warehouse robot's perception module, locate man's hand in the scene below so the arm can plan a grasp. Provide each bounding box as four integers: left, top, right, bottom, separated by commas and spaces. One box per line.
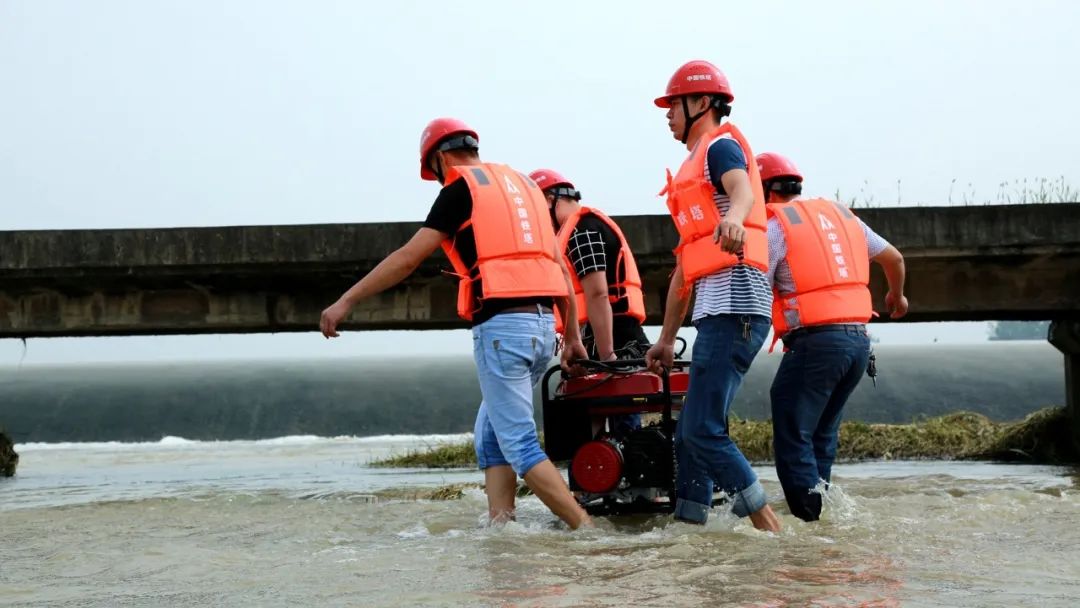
885, 291, 909, 319
320, 299, 352, 338
645, 341, 675, 375
713, 218, 746, 253
716, 168, 753, 254
316, 227, 444, 340
560, 337, 589, 376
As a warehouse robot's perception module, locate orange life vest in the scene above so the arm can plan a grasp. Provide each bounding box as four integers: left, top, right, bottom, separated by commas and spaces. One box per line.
440, 163, 568, 322
553, 206, 647, 333
660, 122, 768, 291
768, 197, 873, 340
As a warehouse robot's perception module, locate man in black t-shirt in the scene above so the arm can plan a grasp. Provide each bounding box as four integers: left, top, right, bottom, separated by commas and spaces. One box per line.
423, 177, 559, 325
531, 169, 650, 438
529, 169, 651, 362
320, 118, 591, 530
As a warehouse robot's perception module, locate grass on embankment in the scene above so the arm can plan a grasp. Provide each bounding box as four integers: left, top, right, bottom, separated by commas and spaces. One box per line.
371, 407, 1077, 469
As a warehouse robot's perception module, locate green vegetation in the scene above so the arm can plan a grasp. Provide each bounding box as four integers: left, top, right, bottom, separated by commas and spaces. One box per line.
982, 407, 1078, 463
835, 176, 1078, 208
374, 483, 482, 501
371, 407, 1077, 469
373, 441, 477, 468
994, 177, 1079, 205
371, 481, 537, 502
824, 412, 1001, 461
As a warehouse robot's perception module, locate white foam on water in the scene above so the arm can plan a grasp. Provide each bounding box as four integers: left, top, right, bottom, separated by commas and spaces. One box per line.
17, 432, 473, 452
816, 480, 862, 522
396, 523, 432, 539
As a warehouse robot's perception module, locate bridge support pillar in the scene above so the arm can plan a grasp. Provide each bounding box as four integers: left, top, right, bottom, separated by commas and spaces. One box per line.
1048, 320, 1080, 452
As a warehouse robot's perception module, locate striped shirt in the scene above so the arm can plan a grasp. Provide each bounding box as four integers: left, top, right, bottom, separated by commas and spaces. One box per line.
691, 136, 773, 322
766, 214, 891, 330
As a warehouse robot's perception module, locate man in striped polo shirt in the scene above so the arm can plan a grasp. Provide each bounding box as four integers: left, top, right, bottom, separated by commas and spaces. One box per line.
646, 61, 780, 531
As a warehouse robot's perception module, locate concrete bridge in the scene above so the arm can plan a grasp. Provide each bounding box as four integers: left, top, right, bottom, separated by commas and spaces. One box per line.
2, 204, 1077, 336
2, 203, 1079, 445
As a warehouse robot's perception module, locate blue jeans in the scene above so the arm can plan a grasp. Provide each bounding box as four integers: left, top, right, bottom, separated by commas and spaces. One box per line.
472, 310, 556, 476
770, 325, 871, 521
674, 314, 770, 523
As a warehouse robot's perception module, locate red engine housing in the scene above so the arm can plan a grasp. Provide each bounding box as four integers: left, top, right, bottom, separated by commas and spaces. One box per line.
560, 373, 662, 398
570, 440, 624, 494
559, 371, 689, 399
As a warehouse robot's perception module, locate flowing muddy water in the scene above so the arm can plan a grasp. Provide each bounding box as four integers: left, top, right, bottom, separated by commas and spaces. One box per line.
1, 436, 1078, 607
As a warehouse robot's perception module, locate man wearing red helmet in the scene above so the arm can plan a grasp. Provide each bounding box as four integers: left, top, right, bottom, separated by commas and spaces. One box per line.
320, 118, 592, 530
531, 168, 649, 437
645, 60, 780, 531
529, 169, 649, 362
757, 151, 908, 522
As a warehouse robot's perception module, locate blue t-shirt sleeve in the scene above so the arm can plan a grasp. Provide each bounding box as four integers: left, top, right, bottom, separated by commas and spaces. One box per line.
706, 137, 747, 195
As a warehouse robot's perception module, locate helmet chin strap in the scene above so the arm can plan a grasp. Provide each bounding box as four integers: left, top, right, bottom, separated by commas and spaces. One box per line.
679, 96, 733, 144
680, 100, 710, 145
429, 154, 445, 184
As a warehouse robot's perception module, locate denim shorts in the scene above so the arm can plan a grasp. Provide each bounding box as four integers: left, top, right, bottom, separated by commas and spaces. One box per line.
471, 310, 556, 476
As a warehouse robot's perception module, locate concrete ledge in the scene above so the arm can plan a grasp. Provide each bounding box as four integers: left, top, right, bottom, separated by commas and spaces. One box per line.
0, 204, 1077, 336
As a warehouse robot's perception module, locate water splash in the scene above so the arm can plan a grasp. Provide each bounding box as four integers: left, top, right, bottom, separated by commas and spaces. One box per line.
396, 523, 431, 539
815, 480, 861, 523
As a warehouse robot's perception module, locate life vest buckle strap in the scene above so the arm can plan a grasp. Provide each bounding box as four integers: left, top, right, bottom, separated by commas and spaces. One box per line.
440, 268, 468, 280
658, 168, 674, 197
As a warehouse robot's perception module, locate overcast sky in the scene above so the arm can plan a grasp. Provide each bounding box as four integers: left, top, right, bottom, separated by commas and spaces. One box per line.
1, 1, 1075, 364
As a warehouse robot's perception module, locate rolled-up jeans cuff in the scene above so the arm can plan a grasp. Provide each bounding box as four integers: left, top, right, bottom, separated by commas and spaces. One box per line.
674, 498, 711, 524
730, 480, 768, 518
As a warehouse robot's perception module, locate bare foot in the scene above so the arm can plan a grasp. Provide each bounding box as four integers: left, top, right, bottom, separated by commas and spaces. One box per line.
487, 509, 516, 526
749, 504, 782, 532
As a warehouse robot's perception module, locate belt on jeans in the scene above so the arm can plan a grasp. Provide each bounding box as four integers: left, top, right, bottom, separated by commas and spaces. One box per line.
497, 304, 553, 315
785, 323, 866, 338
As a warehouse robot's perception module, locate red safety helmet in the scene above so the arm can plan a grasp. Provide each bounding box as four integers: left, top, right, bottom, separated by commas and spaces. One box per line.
654, 60, 734, 108
419, 117, 479, 181
756, 152, 803, 183
528, 168, 574, 191
529, 168, 581, 201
